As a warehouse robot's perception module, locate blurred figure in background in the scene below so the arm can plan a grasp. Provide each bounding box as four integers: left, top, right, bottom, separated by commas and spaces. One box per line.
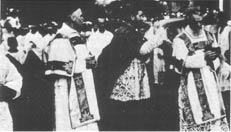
16, 27, 30, 55
87, 17, 113, 61
156, 23, 184, 130
216, 12, 231, 126
6, 37, 27, 64
216, 12, 230, 62
6, 8, 21, 29
43, 22, 57, 48
86, 17, 114, 130
1, 20, 15, 53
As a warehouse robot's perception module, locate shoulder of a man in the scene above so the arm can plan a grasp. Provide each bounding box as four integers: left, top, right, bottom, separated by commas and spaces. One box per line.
115, 24, 135, 35
173, 32, 190, 45
105, 30, 114, 37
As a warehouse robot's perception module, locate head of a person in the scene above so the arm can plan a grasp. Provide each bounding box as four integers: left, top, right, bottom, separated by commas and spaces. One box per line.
8, 37, 18, 53
97, 18, 106, 33
136, 21, 150, 36
135, 10, 147, 22
8, 8, 18, 18
166, 26, 179, 42
22, 28, 29, 36
202, 12, 217, 26
30, 25, 38, 34
92, 22, 98, 32
128, 8, 147, 23
216, 12, 228, 27
117, 4, 146, 23
70, 8, 85, 29
185, 2, 203, 32
38, 25, 48, 37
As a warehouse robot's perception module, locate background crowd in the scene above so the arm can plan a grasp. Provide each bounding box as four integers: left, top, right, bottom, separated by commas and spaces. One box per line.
0, 0, 230, 131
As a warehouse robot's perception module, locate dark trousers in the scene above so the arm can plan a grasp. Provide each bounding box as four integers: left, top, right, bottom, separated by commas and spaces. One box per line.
154, 70, 180, 131
9, 75, 54, 131
101, 98, 153, 131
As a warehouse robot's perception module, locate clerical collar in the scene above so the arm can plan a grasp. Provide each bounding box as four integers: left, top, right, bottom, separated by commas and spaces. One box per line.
184, 25, 205, 39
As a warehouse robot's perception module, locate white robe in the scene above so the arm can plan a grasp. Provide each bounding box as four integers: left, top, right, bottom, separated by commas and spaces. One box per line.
48, 41, 100, 131
218, 26, 231, 61
46, 23, 99, 131
7, 50, 27, 64
6, 16, 21, 29
73, 44, 100, 130
141, 26, 165, 84
87, 30, 113, 60
43, 34, 56, 47
16, 35, 28, 54
172, 26, 229, 131
0, 53, 22, 131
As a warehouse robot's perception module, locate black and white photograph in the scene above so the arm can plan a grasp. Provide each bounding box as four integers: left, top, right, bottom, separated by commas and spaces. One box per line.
0, 0, 230, 131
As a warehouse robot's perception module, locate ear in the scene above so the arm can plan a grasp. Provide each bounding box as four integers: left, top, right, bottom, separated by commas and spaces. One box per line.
70, 15, 76, 22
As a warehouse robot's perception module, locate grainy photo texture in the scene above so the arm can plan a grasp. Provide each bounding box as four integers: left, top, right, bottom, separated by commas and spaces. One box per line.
0, 0, 230, 131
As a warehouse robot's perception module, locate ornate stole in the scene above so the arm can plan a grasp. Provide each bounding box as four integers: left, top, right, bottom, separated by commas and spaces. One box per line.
178, 31, 217, 124
191, 69, 214, 121
71, 73, 94, 127
139, 63, 145, 98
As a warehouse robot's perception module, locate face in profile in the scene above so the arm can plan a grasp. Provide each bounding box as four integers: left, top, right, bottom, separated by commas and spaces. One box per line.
98, 18, 106, 33
72, 9, 85, 27
136, 10, 147, 22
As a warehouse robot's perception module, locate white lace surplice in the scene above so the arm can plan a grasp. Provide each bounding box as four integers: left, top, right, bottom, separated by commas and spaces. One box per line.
110, 58, 150, 102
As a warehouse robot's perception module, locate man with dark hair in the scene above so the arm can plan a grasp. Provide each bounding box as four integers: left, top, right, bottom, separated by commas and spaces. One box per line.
97, 4, 161, 130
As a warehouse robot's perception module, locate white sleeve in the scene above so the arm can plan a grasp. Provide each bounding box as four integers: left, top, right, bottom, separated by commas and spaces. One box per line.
86, 35, 95, 55
5, 60, 22, 99
74, 45, 89, 73
172, 38, 207, 68
139, 35, 162, 55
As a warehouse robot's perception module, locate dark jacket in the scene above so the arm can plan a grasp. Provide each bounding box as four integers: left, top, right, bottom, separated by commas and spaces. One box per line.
97, 23, 146, 98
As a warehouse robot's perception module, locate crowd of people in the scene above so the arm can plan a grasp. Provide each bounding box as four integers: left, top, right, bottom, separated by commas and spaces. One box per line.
0, 0, 230, 131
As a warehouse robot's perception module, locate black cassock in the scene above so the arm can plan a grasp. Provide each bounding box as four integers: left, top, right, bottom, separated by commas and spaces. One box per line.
9, 50, 53, 131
